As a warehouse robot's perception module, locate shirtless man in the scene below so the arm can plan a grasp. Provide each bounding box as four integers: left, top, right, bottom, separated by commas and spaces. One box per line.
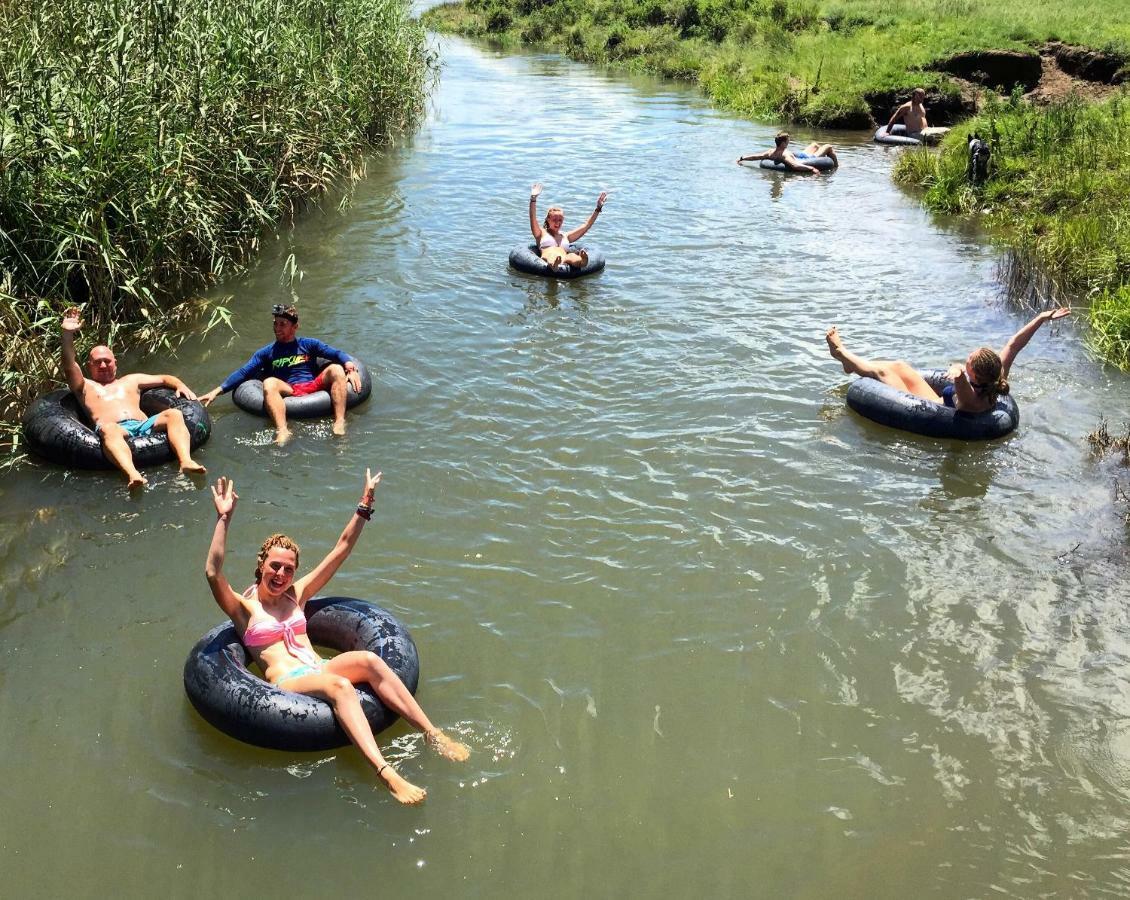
199, 304, 361, 445
61, 307, 207, 489
885, 88, 930, 139
737, 131, 839, 174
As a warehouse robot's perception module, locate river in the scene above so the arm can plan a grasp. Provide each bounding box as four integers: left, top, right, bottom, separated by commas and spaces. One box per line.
2, 34, 1130, 898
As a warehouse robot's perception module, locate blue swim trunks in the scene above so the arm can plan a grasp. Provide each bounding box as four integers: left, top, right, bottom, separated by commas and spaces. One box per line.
98, 415, 160, 436
793, 151, 811, 159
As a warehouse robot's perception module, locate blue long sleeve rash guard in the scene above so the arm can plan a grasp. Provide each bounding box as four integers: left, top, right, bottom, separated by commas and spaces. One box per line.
218, 337, 355, 393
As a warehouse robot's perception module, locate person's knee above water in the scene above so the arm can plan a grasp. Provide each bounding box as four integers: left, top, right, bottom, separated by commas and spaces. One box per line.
59, 307, 206, 489
204, 470, 470, 805
528, 182, 608, 272
736, 131, 839, 174
199, 304, 362, 445
824, 307, 1071, 412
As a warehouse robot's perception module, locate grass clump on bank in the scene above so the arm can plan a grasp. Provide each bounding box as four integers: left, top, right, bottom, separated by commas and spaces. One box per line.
0, 0, 431, 446
423, 0, 1130, 127
894, 93, 1130, 368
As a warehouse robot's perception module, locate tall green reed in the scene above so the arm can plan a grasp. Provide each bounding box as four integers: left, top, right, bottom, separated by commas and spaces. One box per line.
0, 0, 432, 448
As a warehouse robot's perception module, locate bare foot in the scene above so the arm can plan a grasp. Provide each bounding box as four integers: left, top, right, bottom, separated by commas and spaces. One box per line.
275, 428, 292, 447
332, 421, 346, 437
180, 460, 207, 475
427, 729, 470, 762
825, 327, 851, 374
382, 767, 427, 805
126, 473, 148, 490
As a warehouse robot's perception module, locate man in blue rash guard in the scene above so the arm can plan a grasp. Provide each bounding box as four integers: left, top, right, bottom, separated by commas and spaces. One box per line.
200, 305, 361, 445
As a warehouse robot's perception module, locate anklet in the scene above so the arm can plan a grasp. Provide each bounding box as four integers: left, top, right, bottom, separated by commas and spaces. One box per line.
377, 763, 390, 777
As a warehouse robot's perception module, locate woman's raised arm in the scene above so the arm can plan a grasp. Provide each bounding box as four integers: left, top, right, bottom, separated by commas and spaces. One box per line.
206, 477, 244, 619
294, 468, 382, 602
567, 191, 608, 243
998, 307, 1071, 378
528, 182, 544, 241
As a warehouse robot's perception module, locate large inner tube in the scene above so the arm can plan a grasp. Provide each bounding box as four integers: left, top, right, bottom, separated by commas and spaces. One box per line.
758, 156, 836, 172
845, 369, 1019, 440
231, 358, 372, 420
21, 387, 211, 469
874, 124, 950, 146
509, 244, 606, 279
183, 596, 420, 752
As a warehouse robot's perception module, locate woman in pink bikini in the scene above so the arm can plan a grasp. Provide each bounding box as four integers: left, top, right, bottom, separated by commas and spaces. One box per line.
205, 470, 469, 805
528, 181, 608, 272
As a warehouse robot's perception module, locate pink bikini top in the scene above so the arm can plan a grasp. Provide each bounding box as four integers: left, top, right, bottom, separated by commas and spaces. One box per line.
539, 232, 570, 249
241, 599, 321, 667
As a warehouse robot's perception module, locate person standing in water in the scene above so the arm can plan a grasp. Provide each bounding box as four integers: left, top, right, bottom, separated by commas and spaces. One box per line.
205, 471, 470, 805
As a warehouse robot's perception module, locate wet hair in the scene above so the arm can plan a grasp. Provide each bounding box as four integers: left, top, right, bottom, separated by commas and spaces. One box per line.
775, 131, 790, 146
968, 347, 1009, 398
255, 533, 300, 583
543, 206, 564, 232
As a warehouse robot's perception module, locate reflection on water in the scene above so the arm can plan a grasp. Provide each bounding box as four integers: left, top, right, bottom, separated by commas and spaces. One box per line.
2, 33, 1130, 899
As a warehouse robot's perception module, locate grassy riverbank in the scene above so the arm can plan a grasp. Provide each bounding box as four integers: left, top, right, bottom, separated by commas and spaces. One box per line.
894, 94, 1130, 367
423, 0, 1130, 126
0, 0, 431, 449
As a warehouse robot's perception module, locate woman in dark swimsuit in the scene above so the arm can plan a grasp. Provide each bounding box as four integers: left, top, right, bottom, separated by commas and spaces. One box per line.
825, 307, 1071, 412
205, 470, 469, 805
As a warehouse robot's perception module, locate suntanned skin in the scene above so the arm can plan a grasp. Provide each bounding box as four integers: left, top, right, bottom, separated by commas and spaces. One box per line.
737, 133, 839, 174
61, 307, 206, 489
886, 89, 929, 135
205, 471, 470, 805
199, 314, 362, 446
824, 308, 1072, 411
528, 182, 608, 272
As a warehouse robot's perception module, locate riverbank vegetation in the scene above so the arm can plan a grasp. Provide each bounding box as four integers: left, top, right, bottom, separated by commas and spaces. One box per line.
0, 0, 431, 452
894, 94, 1130, 368
423, 0, 1129, 127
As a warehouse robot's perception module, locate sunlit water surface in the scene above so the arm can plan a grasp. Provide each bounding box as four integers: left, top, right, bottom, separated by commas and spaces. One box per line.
3, 35, 1130, 898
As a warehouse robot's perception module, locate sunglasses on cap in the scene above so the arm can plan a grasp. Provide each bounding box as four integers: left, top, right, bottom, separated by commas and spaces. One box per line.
271, 304, 298, 323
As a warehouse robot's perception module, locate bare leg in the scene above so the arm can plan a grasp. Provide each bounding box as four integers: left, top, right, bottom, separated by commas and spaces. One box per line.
541, 247, 568, 272
283, 671, 427, 804
563, 250, 589, 268
263, 378, 293, 446
825, 328, 940, 401
811, 143, 838, 166
320, 364, 348, 436
327, 652, 471, 762
98, 424, 147, 489
154, 409, 206, 474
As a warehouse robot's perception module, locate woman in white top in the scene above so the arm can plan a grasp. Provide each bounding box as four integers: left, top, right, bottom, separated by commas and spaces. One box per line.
528, 182, 608, 272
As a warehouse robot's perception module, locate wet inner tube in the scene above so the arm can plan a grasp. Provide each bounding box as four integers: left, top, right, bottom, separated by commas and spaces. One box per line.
21, 387, 211, 469
509, 244, 606, 279
759, 156, 836, 172
231, 358, 372, 420
846, 369, 1019, 441
183, 596, 419, 752
874, 124, 950, 146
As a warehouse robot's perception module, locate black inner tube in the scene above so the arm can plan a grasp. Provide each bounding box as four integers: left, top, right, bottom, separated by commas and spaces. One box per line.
183, 596, 419, 752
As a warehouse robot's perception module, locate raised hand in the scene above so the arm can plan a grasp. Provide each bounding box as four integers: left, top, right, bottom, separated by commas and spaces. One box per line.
62, 307, 83, 332
530, 182, 543, 199
211, 477, 238, 519
1047, 307, 1071, 321
596, 190, 608, 209
362, 468, 382, 504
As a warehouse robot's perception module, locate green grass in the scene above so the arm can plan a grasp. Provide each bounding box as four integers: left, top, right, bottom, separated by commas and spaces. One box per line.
424, 0, 1130, 126
0, 0, 432, 455
894, 94, 1130, 368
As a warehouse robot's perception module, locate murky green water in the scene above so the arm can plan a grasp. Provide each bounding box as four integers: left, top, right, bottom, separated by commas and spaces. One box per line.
3, 35, 1130, 898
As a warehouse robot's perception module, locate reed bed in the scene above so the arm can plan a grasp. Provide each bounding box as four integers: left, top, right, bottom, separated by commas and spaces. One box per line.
894, 94, 1130, 368
0, 0, 431, 452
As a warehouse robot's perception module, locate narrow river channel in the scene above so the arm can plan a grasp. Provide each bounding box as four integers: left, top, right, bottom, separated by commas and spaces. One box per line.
3, 34, 1130, 897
